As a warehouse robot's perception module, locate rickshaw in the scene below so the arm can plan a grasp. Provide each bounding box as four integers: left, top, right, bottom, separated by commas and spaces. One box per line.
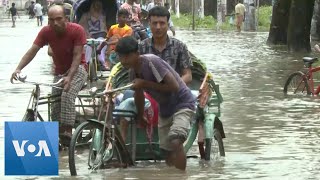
68, 53, 226, 175
66, 0, 225, 176
71, 0, 118, 30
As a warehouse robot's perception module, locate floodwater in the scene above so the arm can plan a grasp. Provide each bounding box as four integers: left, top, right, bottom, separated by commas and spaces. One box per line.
1, 16, 320, 179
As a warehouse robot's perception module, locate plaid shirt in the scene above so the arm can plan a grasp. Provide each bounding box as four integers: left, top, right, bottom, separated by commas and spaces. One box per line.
138, 36, 192, 75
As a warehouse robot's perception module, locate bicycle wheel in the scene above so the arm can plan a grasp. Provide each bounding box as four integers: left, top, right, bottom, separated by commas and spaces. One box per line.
204, 128, 225, 161
69, 121, 125, 176
284, 71, 311, 96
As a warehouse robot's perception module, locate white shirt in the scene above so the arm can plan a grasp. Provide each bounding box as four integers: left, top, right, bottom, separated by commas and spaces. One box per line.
34, 3, 43, 16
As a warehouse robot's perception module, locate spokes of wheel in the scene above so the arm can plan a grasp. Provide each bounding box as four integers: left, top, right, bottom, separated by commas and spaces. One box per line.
69, 121, 124, 176
204, 128, 225, 161
284, 72, 311, 96
209, 137, 220, 161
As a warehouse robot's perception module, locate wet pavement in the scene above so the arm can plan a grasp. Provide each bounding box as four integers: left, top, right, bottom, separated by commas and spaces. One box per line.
1, 16, 320, 179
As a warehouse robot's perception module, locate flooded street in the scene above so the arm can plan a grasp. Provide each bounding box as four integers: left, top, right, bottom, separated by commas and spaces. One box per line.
1, 16, 320, 179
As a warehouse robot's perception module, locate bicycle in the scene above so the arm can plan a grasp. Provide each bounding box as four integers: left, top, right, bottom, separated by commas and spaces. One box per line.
284, 57, 319, 96
68, 83, 135, 176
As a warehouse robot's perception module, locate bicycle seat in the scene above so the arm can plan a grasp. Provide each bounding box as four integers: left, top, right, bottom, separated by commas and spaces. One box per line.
303, 57, 318, 63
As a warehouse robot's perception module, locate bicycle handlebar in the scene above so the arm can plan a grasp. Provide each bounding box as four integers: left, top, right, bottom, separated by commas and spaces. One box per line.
15, 73, 64, 89
89, 83, 133, 98
86, 38, 106, 45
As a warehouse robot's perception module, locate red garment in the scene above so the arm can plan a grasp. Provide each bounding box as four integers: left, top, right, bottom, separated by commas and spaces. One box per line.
144, 92, 158, 126
143, 92, 158, 143
34, 23, 87, 75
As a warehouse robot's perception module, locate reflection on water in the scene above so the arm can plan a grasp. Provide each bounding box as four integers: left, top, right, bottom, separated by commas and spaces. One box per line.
1, 19, 320, 179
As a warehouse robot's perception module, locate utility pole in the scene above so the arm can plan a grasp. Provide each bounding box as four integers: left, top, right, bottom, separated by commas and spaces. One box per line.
256, 0, 260, 31
175, 0, 180, 18
192, 0, 195, 30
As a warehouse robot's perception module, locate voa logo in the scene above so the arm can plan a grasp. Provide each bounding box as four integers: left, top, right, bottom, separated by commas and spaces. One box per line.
12, 140, 51, 157
5, 122, 59, 175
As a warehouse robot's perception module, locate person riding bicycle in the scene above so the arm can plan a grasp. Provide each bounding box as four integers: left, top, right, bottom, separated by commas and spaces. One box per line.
10, 4, 88, 145
115, 36, 196, 171
120, 0, 148, 41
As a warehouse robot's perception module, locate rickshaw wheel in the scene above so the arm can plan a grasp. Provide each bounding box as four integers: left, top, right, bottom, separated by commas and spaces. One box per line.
204, 128, 225, 161
69, 121, 124, 176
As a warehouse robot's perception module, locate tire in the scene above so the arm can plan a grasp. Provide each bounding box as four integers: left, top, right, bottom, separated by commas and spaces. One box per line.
204, 128, 225, 161
284, 71, 311, 96
68, 121, 124, 176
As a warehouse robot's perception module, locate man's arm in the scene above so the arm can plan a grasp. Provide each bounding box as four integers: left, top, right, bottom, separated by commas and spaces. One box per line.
180, 68, 192, 84
67, 45, 83, 80
63, 25, 86, 91
10, 44, 40, 83
133, 72, 179, 93
107, 36, 120, 45
62, 45, 83, 91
